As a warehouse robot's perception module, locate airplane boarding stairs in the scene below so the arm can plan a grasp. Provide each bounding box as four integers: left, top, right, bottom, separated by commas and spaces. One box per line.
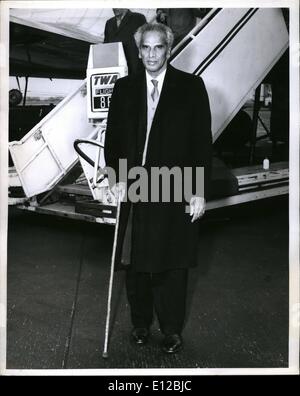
170, 8, 288, 142
8, 8, 289, 221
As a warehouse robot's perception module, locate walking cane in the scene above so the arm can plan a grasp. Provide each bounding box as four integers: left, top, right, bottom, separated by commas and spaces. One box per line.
102, 195, 122, 359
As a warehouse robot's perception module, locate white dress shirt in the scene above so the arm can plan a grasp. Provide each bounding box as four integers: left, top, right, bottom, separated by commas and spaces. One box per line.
142, 68, 167, 165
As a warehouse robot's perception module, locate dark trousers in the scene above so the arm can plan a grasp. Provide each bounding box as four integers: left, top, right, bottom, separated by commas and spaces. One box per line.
125, 267, 188, 335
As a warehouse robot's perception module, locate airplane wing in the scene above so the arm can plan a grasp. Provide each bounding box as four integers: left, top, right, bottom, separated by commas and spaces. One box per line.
9, 8, 155, 79
10, 20, 91, 79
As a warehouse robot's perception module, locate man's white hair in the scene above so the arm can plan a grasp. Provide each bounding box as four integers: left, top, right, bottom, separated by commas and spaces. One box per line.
134, 22, 174, 50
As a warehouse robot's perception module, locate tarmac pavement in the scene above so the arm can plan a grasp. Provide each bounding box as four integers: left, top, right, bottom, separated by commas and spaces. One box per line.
6, 196, 289, 370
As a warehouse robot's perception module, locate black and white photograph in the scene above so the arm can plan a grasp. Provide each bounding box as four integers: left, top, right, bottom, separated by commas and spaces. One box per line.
0, 0, 299, 376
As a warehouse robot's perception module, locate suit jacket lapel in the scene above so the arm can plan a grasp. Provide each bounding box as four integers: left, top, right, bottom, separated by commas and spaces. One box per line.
150, 65, 177, 131
134, 72, 147, 163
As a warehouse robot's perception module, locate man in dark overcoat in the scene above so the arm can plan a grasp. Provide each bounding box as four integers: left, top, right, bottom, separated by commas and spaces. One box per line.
104, 9, 146, 74
104, 23, 212, 354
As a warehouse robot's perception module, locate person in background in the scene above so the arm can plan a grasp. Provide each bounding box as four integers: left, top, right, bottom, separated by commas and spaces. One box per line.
156, 8, 210, 47
104, 9, 146, 74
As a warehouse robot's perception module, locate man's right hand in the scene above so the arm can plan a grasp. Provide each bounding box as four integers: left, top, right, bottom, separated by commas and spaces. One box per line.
111, 182, 126, 202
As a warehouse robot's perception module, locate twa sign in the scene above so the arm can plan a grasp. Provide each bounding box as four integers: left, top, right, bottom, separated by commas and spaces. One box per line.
87, 66, 126, 119
91, 73, 120, 112
93, 74, 119, 86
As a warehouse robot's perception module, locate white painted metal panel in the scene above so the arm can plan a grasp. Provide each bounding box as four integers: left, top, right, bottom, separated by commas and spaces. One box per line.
9, 81, 98, 197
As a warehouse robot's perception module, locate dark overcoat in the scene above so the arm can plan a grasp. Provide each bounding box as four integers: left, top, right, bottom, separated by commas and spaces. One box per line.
104, 65, 212, 273
104, 11, 146, 74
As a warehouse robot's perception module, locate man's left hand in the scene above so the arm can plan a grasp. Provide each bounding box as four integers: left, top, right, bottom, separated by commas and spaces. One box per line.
190, 196, 206, 223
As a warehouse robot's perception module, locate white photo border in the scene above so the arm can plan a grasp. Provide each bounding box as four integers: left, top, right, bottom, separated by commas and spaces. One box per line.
0, 0, 299, 376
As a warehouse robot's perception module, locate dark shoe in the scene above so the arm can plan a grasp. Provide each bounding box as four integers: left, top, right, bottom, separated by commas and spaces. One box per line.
131, 327, 149, 345
162, 334, 183, 354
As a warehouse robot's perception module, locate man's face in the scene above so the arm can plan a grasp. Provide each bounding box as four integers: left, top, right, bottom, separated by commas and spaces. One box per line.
139, 31, 171, 77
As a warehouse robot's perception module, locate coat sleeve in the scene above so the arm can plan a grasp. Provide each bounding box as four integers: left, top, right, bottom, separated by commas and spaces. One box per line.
191, 77, 213, 200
